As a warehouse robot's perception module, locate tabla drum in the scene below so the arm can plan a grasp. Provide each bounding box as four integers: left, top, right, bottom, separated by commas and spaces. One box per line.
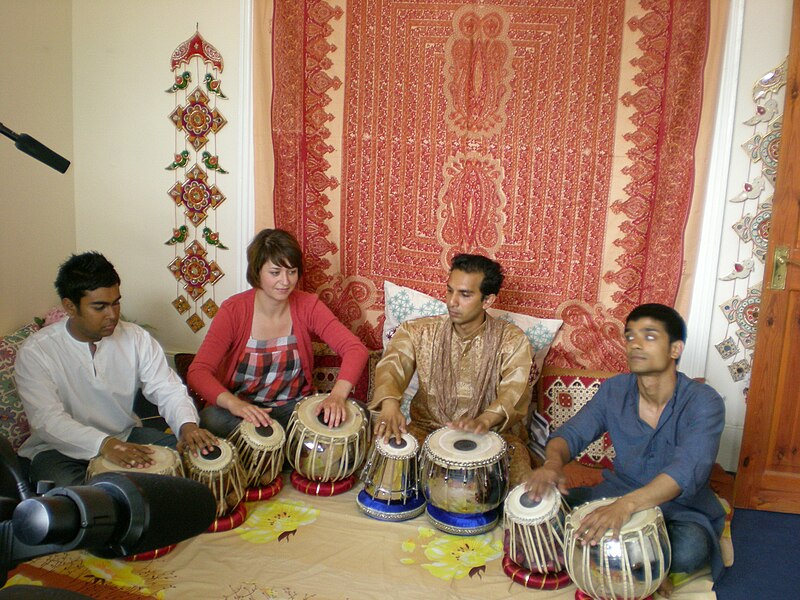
564, 498, 671, 600
285, 394, 368, 489
182, 438, 246, 518
356, 433, 425, 521
502, 483, 572, 589
419, 427, 509, 535
86, 445, 184, 481
228, 420, 285, 488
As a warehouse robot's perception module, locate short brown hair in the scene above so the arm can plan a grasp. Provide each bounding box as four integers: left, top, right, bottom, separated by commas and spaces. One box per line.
246, 229, 304, 288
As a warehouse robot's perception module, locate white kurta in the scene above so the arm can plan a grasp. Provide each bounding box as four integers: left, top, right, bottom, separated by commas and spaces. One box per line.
15, 319, 199, 460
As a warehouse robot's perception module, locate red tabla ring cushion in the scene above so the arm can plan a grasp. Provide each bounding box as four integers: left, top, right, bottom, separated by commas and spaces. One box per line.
575, 590, 653, 600
244, 474, 284, 502
206, 501, 248, 533
290, 470, 356, 496
124, 544, 177, 562
502, 555, 572, 590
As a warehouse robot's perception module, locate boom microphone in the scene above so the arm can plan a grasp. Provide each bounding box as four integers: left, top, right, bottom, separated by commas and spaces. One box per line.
11, 471, 216, 559
0, 122, 71, 174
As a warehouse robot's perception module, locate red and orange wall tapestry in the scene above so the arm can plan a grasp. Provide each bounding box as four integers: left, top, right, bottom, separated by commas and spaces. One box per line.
261, 0, 717, 371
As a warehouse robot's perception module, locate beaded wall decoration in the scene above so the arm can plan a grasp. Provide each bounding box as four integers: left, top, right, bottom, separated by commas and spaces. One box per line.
715, 58, 786, 385
165, 28, 228, 333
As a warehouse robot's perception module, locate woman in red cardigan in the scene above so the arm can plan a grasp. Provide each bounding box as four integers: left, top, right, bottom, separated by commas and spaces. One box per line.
187, 229, 369, 437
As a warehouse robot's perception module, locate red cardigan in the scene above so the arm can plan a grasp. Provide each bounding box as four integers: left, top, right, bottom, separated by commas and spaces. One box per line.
187, 288, 368, 405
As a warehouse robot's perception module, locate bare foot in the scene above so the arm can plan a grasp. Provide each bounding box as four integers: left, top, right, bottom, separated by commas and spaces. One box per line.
657, 576, 674, 598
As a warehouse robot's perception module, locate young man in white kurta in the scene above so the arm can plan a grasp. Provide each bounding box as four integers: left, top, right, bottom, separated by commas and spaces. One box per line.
14, 252, 215, 486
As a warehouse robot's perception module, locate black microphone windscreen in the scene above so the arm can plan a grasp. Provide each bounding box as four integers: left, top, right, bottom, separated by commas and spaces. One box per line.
15, 133, 70, 174
87, 472, 216, 558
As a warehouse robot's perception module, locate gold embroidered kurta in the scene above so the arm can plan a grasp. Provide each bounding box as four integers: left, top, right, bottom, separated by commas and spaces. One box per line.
370, 314, 533, 433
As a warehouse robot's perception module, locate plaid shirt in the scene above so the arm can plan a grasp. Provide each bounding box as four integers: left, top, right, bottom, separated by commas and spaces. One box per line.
231, 334, 306, 407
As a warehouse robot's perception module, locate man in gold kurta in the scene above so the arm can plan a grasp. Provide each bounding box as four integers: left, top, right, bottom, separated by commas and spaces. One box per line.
369, 254, 534, 485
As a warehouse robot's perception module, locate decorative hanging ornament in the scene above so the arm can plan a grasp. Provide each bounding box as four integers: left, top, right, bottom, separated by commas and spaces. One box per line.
165, 27, 229, 333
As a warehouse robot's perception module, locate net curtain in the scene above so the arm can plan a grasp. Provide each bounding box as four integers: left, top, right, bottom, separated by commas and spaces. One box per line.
253, 0, 728, 370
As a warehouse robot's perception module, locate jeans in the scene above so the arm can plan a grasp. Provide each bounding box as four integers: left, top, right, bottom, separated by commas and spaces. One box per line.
566, 486, 711, 574
29, 427, 177, 488
200, 400, 298, 438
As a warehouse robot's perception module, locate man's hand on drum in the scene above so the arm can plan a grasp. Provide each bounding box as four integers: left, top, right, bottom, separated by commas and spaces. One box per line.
100, 436, 156, 469
576, 498, 635, 547
315, 390, 349, 428
447, 411, 501, 435
524, 463, 568, 502
374, 399, 406, 443
178, 422, 218, 456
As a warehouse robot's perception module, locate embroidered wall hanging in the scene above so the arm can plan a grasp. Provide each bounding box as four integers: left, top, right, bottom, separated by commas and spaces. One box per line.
715, 58, 786, 386
269, 0, 713, 371
165, 28, 229, 333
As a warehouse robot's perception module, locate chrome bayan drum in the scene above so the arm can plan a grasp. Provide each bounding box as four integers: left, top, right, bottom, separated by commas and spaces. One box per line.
86, 445, 184, 481
182, 438, 246, 518
419, 427, 509, 535
285, 393, 368, 484
357, 432, 425, 521
564, 498, 671, 600
228, 420, 285, 488
503, 483, 569, 574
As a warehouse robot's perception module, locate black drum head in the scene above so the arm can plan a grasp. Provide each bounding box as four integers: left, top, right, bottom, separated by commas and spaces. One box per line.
256, 424, 274, 437
453, 438, 478, 452
202, 445, 222, 461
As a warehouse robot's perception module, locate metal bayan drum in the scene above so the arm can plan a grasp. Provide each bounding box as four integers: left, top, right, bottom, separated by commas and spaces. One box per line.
356, 433, 425, 521
419, 427, 509, 535
86, 445, 184, 481
182, 438, 246, 518
228, 420, 285, 488
285, 393, 368, 482
503, 483, 569, 574
564, 498, 671, 600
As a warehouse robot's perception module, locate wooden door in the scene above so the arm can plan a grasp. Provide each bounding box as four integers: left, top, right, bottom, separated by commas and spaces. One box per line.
734, 0, 800, 512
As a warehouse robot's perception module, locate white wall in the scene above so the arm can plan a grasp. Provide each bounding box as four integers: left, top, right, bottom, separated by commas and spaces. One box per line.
1, 0, 76, 333
702, 0, 792, 471
71, 0, 246, 353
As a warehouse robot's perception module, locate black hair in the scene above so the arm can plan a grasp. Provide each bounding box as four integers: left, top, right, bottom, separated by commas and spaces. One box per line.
626, 303, 687, 344
55, 252, 121, 306
449, 254, 504, 297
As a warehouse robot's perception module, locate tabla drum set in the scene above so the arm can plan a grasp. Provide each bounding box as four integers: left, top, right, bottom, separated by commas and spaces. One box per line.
354, 424, 671, 599
88, 407, 672, 597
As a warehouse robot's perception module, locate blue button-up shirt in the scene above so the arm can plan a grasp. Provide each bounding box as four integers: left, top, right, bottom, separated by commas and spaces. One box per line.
552, 372, 726, 578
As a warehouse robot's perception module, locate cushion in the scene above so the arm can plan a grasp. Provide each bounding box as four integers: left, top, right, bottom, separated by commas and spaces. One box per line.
536, 367, 618, 469
311, 341, 382, 404
382, 280, 563, 420
0, 322, 40, 451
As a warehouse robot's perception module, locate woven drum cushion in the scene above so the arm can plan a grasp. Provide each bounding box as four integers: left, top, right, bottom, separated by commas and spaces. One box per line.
537, 367, 618, 469
0, 322, 40, 451
383, 280, 563, 419
311, 341, 382, 403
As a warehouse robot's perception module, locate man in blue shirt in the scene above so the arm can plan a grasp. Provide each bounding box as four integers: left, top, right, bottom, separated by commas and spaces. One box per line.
525, 303, 726, 594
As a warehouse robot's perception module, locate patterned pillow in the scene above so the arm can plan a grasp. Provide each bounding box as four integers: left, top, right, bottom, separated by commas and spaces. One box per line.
311, 341, 383, 404
536, 367, 618, 469
383, 280, 563, 419
0, 323, 40, 451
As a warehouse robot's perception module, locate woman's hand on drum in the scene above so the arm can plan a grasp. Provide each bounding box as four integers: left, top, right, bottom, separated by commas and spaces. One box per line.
178, 422, 218, 457
576, 498, 635, 546
315, 389, 350, 428
374, 400, 406, 443
222, 394, 274, 428
100, 436, 155, 469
